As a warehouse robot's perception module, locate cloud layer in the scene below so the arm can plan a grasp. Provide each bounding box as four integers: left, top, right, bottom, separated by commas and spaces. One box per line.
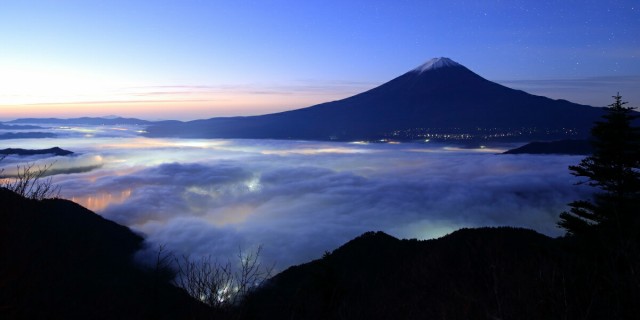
40, 138, 590, 271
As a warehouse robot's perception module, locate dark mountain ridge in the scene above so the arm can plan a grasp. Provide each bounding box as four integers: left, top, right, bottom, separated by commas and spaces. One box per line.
145, 58, 605, 141
2, 187, 638, 319
0, 147, 74, 156
243, 229, 559, 319
8, 116, 151, 126
243, 228, 638, 319
0, 188, 211, 319
0, 132, 57, 140
0, 123, 42, 130
503, 139, 593, 155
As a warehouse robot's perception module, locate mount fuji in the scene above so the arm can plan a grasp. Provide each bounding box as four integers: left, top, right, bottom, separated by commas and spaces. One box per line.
145, 58, 605, 142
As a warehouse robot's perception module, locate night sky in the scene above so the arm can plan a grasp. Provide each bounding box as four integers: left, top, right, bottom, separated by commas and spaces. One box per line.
1, 0, 638, 120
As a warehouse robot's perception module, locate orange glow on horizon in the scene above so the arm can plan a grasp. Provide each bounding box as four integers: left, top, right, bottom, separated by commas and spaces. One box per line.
0, 64, 370, 120
0, 85, 362, 121
0, 100, 297, 121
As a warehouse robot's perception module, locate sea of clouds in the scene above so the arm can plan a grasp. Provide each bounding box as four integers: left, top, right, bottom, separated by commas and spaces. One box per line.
1, 132, 591, 271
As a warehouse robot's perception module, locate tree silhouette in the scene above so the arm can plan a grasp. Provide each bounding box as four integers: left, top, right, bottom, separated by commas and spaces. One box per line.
174, 246, 273, 311
558, 94, 640, 239
0, 161, 60, 200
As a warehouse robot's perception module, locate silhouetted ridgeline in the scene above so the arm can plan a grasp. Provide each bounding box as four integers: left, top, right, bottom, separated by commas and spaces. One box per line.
503, 139, 593, 155
0, 123, 43, 130
7, 116, 151, 126
0, 132, 57, 140
243, 229, 639, 320
2, 188, 637, 319
0, 188, 212, 319
0, 147, 73, 156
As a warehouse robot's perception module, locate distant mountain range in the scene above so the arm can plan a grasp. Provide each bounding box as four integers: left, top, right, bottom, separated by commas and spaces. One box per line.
2, 58, 613, 143
0, 132, 57, 140
7, 116, 151, 126
0, 123, 43, 130
145, 57, 605, 142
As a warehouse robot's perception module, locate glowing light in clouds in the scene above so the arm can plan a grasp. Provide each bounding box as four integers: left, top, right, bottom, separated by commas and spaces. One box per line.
1, 128, 586, 269
72, 189, 132, 212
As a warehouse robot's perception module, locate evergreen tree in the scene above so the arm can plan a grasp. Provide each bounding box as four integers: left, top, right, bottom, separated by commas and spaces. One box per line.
558, 94, 640, 238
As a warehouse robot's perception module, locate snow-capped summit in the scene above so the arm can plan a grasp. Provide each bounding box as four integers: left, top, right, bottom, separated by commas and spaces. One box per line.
411, 57, 462, 73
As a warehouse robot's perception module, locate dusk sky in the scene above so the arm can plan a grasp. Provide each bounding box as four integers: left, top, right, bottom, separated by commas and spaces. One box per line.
1, 0, 638, 120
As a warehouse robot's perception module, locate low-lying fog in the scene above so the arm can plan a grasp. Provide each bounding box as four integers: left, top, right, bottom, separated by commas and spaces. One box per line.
0, 125, 589, 271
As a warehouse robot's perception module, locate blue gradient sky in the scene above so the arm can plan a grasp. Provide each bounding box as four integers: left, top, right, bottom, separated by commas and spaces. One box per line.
1, 0, 638, 120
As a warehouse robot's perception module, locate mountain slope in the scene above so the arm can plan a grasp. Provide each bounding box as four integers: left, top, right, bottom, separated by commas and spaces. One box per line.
242, 229, 562, 319
145, 58, 604, 141
503, 139, 593, 155
242, 228, 638, 319
0, 188, 211, 319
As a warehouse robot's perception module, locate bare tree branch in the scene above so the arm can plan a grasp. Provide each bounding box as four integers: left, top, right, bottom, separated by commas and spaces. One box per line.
173, 247, 273, 309
0, 161, 60, 200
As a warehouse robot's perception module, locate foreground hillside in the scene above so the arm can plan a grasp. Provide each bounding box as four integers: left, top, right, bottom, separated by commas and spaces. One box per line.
0, 188, 211, 319
243, 229, 639, 320
2, 188, 637, 319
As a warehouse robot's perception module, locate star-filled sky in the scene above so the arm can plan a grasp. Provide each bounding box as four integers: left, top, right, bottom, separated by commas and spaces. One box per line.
1, 0, 638, 120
